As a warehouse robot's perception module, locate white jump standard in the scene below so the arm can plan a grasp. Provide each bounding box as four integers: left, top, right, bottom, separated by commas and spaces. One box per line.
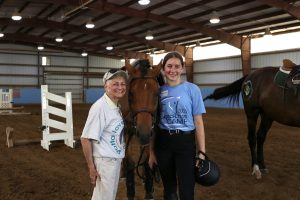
41, 85, 75, 151
0, 89, 13, 114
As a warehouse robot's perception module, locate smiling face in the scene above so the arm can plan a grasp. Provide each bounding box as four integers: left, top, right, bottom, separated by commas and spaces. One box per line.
105, 76, 127, 103
163, 57, 184, 86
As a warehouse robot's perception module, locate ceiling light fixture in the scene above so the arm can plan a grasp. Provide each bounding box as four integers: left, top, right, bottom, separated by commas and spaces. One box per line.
0, 32, 4, 38
37, 44, 44, 50
106, 44, 113, 51
85, 19, 95, 29
55, 36, 63, 42
81, 50, 88, 56
264, 27, 272, 38
138, 0, 150, 5
145, 30, 154, 40
11, 10, 22, 21
209, 11, 220, 24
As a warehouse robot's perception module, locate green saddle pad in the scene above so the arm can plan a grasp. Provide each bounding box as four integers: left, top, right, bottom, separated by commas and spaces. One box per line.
274, 70, 289, 87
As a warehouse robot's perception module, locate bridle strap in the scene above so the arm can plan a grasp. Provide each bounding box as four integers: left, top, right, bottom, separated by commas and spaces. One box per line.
128, 75, 159, 127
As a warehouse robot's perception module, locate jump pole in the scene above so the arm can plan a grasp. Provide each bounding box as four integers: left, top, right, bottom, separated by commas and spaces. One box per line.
40, 85, 75, 151
6, 127, 40, 148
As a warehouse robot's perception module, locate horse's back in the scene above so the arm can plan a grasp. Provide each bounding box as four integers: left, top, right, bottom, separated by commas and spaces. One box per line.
246, 67, 278, 83
243, 66, 300, 126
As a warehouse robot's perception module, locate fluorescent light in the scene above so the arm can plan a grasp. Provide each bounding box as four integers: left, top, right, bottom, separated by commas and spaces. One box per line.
81, 51, 88, 56
106, 44, 113, 50
37, 45, 44, 50
11, 10, 22, 21
55, 36, 63, 42
85, 20, 95, 29
210, 11, 220, 24
138, 0, 150, 5
145, 30, 154, 40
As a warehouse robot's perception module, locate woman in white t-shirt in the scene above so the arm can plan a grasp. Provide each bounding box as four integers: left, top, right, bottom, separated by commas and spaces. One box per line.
81, 69, 128, 200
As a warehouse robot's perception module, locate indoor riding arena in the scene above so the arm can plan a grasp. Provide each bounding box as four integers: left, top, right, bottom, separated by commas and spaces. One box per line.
1, 106, 300, 200
1, 1, 300, 200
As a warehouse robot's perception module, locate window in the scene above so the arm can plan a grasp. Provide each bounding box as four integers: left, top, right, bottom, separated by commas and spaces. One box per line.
42, 56, 50, 66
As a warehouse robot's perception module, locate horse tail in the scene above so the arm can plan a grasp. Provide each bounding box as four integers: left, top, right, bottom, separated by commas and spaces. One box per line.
203, 76, 247, 105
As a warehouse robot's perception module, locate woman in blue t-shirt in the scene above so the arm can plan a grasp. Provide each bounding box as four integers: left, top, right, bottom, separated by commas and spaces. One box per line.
149, 51, 206, 200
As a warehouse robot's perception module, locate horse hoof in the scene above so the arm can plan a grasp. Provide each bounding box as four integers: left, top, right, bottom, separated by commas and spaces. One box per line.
144, 193, 154, 200
251, 164, 262, 179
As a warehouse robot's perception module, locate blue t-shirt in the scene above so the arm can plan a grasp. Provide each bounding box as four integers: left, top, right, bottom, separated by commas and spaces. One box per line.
159, 81, 206, 131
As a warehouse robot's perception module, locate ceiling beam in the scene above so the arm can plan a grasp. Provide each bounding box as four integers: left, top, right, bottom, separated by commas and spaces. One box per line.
91, 1, 243, 49
1, 33, 148, 59
42, 0, 243, 49
0, 17, 189, 57
258, 0, 300, 19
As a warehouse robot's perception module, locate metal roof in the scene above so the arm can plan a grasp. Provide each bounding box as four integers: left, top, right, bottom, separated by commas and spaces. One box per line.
0, 0, 299, 58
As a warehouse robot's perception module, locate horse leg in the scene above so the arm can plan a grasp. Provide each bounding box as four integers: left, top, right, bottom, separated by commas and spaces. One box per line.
125, 158, 136, 200
245, 110, 261, 179
256, 114, 273, 174
143, 161, 154, 200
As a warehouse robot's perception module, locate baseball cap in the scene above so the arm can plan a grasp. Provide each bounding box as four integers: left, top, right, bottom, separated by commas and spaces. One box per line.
103, 69, 128, 84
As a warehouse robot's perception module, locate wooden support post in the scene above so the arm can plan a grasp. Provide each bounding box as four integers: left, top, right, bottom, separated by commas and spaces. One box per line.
241, 36, 251, 76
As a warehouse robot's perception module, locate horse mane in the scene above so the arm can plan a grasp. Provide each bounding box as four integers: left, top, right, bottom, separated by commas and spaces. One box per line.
157, 73, 165, 86
204, 76, 247, 106
133, 59, 151, 77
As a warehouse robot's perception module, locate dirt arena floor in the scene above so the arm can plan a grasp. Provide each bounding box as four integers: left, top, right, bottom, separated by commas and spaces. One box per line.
1, 104, 300, 200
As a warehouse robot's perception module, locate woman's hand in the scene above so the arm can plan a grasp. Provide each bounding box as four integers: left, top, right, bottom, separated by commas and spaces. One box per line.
89, 165, 100, 186
148, 151, 157, 169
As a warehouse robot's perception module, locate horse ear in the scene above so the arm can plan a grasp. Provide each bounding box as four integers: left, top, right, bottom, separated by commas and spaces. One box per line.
124, 59, 136, 75
151, 60, 162, 77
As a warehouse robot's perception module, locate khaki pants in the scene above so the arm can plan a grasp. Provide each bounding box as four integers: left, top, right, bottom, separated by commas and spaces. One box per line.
92, 157, 122, 200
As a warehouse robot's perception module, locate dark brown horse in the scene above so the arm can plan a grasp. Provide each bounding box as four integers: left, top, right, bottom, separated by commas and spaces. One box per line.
120, 59, 162, 199
204, 59, 300, 179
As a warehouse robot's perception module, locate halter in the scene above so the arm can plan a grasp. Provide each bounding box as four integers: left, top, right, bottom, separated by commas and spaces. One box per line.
128, 75, 159, 130
124, 75, 160, 180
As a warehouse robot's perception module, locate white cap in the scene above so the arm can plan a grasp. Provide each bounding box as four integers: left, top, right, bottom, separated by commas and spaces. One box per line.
103, 69, 128, 84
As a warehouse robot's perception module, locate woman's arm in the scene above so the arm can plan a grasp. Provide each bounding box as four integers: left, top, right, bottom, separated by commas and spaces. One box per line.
81, 138, 100, 186
194, 115, 206, 159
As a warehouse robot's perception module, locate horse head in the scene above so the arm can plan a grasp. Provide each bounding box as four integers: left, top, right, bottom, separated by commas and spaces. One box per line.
123, 59, 162, 145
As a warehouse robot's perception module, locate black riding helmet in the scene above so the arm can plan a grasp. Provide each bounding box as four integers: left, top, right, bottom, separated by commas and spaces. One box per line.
195, 151, 220, 186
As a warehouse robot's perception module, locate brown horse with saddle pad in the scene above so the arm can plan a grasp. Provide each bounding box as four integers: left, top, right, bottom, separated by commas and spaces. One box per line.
204, 59, 300, 179
121, 59, 162, 200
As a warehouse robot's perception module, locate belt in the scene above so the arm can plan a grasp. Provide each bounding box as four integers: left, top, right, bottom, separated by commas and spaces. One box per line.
160, 128, 195, 135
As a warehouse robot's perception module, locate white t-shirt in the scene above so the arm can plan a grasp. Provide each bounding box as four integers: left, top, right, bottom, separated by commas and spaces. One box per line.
81, 93, 125, 158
